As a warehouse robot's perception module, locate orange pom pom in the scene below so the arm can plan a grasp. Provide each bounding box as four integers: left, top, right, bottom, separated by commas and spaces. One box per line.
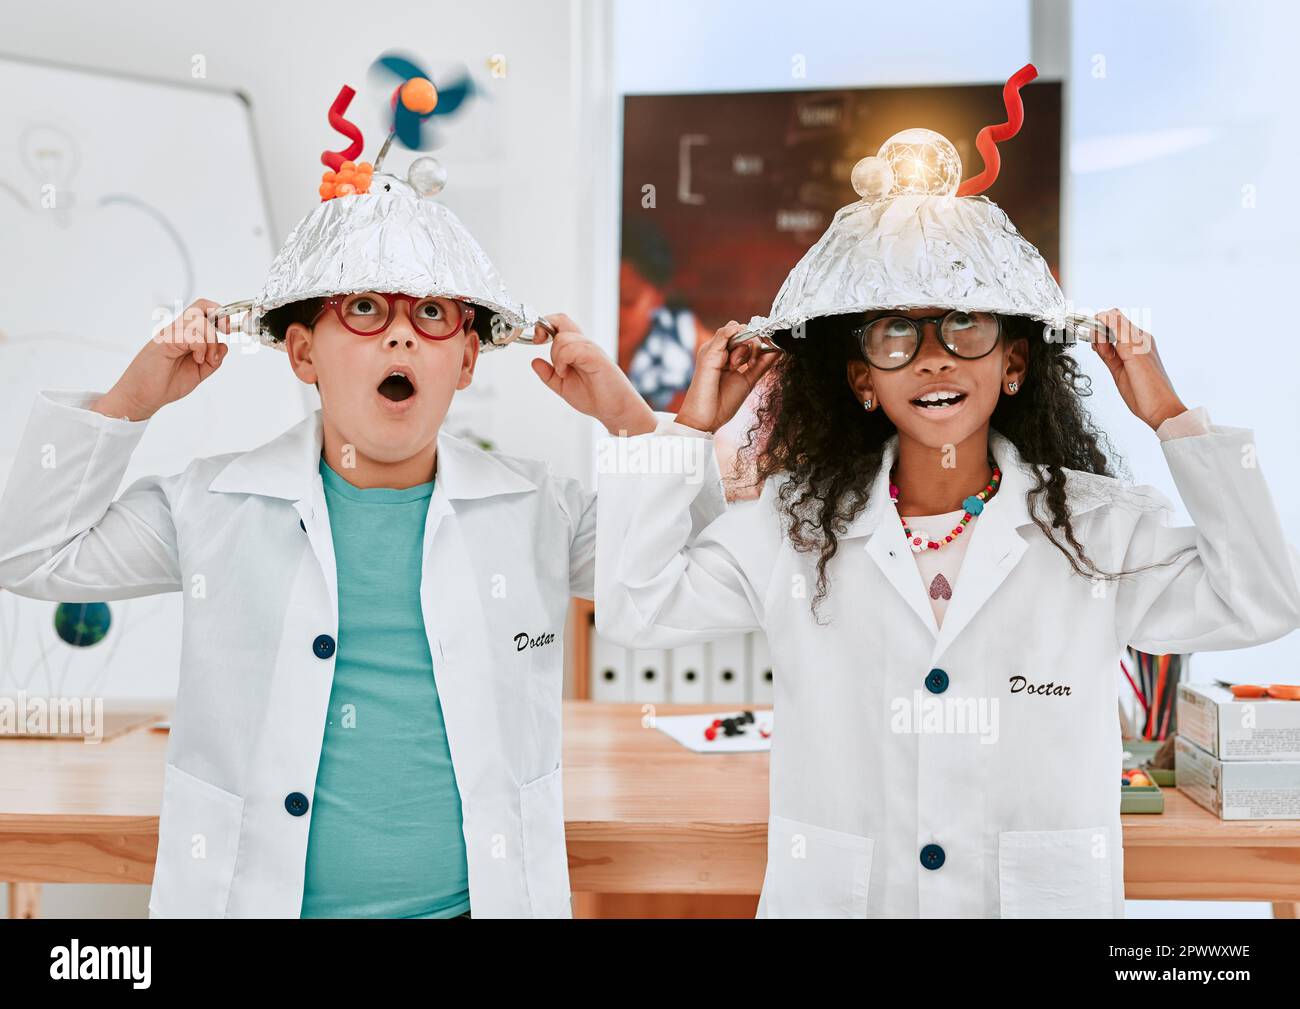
340, 160, 356, 173
336, 171, 356, 185
319, 183, 334, 198
400, 78, 438, 115
336, 183, 356, 196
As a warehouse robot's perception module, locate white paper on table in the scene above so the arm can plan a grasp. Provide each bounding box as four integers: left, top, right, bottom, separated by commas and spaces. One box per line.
653, 710, 774, 753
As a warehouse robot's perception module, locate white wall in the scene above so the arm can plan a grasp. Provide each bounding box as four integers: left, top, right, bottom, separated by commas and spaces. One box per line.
1067, 0, 1300, 685
0, 0, 608, 484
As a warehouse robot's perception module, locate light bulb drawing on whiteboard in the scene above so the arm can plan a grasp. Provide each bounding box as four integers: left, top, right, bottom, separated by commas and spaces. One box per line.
0, 121, 194, 699
0, 122, 194, 353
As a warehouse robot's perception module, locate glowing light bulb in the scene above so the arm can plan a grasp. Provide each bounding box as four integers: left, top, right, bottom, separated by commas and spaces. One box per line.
876, 128, 963, 197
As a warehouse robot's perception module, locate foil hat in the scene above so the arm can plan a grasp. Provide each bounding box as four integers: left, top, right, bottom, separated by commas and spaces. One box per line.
217, 56, 551, 352
735, 65, 1106, 350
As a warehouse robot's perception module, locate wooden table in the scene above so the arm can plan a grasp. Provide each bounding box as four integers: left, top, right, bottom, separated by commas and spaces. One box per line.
3, 701, 1299, 917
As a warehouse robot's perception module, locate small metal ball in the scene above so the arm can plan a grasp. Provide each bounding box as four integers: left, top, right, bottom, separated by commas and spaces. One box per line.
850, 155, 895, 201
407, 156, 447, 197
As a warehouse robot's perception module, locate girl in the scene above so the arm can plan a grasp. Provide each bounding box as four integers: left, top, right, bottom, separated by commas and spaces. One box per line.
594, 71, 1300, 918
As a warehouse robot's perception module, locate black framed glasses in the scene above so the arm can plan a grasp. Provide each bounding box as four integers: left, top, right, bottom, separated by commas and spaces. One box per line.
854, 310, 1002, 370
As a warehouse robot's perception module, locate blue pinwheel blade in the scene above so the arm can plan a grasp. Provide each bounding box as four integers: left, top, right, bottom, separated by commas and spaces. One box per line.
394, 103, 424, 149
374, 52, 428, 82
429, 73, 475, 117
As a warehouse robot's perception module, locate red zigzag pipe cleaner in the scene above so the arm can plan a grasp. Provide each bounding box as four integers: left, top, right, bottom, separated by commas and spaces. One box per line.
956, 63, 1037, 197
321, 85, 364, 172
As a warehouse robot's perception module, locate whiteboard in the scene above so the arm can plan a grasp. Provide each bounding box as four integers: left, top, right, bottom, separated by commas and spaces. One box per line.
0, 55, 312, 699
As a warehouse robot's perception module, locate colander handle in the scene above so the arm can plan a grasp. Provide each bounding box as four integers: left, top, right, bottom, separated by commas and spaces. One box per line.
724, 327, 786, 353
208, 299, 256, 332
1043, 314, 1114, 345
514, 317, 559, 344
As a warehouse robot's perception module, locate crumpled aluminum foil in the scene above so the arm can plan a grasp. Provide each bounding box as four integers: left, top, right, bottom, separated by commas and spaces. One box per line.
741, 193, 1067, 340
251, 174, 536, 351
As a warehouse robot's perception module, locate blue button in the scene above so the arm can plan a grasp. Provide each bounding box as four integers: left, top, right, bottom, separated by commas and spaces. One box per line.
920, 843, 945, 870
284, 792, 309, 816
925, 668, 949, 694
313, 634, 335, 659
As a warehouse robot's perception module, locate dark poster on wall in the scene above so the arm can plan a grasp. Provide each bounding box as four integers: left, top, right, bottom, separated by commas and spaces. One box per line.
617, 80, 1062, 423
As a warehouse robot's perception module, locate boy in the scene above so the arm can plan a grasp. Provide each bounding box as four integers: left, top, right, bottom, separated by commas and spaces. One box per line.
0, 78, 727, 918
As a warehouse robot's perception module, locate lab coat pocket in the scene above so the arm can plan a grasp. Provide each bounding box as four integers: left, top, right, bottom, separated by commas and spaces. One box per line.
762, 814, 874, 918
998, 826, 1114, 918
148, 762, 244, 918
519, 764, 572, 918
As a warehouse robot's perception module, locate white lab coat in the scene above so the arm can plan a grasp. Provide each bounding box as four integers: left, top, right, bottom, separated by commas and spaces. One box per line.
0, 390, 725, 918
595, 418, 1300, 917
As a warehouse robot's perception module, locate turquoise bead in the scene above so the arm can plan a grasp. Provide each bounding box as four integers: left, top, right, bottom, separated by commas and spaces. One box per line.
963, 495, 984, 515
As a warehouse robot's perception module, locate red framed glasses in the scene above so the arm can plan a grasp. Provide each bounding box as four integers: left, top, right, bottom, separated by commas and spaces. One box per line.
312, 292, 475, 341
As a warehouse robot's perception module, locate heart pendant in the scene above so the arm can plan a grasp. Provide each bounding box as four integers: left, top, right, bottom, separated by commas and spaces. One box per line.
929, 572, 952, 600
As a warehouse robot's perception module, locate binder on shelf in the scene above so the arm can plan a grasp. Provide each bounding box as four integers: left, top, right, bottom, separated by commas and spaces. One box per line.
670, 642, 708, 703
751, 632, 774, 705
590, 632, 631, 702
709, 635, 748, 704
630, 647, 669, 703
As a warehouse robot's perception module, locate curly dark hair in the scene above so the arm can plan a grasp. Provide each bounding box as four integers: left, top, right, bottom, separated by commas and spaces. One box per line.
735, 312, 1180, 621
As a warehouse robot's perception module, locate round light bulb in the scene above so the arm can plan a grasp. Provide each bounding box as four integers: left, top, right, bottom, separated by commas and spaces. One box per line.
876, 128, 963, 197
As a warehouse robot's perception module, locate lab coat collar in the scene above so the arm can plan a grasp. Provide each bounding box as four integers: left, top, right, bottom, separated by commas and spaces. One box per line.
849, 428, 1044, 658
844, 427, 1036, 542
207, 408, 538, 503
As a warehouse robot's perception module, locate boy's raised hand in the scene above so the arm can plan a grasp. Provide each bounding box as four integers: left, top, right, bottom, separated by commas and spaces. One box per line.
675, 322, 779, 433
531, 314, 658, 435
1089, 308, 1187, 432
92, 298, 232, 421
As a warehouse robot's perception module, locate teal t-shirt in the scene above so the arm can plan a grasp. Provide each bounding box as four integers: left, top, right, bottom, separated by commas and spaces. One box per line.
299, 457, 470, 918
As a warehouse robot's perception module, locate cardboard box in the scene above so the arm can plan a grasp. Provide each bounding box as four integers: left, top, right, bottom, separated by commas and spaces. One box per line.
1175, 735, 1300, 820
1176, 682, 1300, 761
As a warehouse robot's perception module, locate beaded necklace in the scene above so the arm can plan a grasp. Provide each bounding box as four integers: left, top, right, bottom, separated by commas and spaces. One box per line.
889, 457, 1002, 553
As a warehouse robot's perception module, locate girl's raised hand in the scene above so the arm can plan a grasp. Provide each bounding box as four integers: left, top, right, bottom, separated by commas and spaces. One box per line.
676, 322, 779, 434
1090, 308, 1188, 432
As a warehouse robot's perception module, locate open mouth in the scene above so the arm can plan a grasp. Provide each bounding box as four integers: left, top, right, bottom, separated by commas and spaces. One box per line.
377, 371, 416, 403
910, 390, 967, 411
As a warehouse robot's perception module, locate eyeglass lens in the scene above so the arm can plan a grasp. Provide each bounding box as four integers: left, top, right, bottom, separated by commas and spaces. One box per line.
861, 312, 999, 367
340, 293, 465, 339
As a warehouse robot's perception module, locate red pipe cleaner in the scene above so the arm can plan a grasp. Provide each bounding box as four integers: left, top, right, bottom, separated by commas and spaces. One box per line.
321, 85, 364, 172
956, 63, 1038, 197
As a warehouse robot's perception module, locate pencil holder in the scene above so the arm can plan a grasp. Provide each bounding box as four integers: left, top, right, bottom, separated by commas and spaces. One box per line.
1123, 648, 1188, 741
